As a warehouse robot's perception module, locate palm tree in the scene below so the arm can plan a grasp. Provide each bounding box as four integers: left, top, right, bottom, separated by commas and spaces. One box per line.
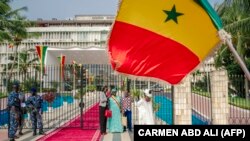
0, 0, 13, 41
0, 0, 28, 41
3, 48, 40, 92
4, 49, 40, 80
0, 0, 38, 80
215, 0, 250, 98
8, 16, 38, 79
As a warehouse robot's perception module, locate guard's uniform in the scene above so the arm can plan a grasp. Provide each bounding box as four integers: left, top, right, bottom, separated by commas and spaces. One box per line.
26, 94, 44, 135
7, 91, 21, 139
18, 92, 26, 134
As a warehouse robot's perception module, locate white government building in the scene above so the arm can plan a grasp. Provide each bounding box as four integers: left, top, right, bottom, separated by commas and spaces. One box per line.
0, 15, 214, 88
0, 15, 117, 91
0, 15, 115, 74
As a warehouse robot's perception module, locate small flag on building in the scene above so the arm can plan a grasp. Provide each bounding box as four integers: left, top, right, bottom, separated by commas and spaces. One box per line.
8, 43, 14, 48
108, 0, 223, 84
58, 55, 66, 80
36, 45, 48, 74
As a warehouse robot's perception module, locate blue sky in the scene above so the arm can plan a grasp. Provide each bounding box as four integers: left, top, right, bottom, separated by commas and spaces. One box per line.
10, 0, 223, 20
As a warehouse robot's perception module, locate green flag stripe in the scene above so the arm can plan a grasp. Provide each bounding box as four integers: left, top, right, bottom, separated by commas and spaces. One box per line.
197, 0, 223, 30
41, 46, 48, 73
57, 56, 61, 63
41, 46, 48, 65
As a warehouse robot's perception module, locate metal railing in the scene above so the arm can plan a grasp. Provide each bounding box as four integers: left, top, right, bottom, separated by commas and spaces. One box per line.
1, 64, 250, 130
191, 71, 250, 125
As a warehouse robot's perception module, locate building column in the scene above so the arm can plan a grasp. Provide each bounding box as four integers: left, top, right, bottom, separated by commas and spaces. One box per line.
173, 76, 192, 124
210, 70, 229, 124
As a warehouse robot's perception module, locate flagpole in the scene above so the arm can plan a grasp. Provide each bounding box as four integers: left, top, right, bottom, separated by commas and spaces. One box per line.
219, 29, 250, 80
73, 63, 76, 96
60, 54, 61, 91
38, 44, 42, 94
226, 39, 250, 80
40, 65, 42, 94
60, 53, 63, 91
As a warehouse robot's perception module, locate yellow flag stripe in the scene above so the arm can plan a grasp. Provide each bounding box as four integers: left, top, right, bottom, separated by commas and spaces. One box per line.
40, 47, 43, 64
116, 0, 220, 60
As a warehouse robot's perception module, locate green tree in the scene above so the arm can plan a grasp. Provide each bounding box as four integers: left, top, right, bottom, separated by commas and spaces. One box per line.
0, 0, 30, 41
4, 49, 40, 80
215, 0, 250, 98
3, 49, 40, 92
0, 0, 24, 41
0, 0, 38, 80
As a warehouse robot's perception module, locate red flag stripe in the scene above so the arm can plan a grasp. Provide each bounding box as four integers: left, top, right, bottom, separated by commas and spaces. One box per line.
108, 21, 200, 84
36, 46, 42, 60
62, 56, 65, 79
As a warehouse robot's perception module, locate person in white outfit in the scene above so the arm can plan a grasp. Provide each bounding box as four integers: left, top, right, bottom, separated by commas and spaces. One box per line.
136, 89, 155, 125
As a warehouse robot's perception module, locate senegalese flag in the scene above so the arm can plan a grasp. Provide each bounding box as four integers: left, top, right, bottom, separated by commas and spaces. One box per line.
58, 55, 66, 80
36, 45, 48, 74
108, 0, 223, 85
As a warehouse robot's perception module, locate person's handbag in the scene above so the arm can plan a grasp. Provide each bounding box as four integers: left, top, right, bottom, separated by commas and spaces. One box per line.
105, 109, 112, 118
122, 115, 127, 131
122, 115, 127, 126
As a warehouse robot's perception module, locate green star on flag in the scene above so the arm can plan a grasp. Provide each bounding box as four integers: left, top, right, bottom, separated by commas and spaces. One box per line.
108, 0, 223, 85
163, 5, 184, 24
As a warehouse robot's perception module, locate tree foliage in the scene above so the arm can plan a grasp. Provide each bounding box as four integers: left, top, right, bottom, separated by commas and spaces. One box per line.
215, 0, 250, 98
215, 0, 250, 75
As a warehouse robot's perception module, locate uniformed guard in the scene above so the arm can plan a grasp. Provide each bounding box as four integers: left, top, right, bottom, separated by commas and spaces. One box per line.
18, 88, 26, 135
7, 82, 21, 141
26, 87, 44, 136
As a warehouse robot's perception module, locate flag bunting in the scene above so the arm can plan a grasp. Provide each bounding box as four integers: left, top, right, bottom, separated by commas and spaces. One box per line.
36, 45, 48, 74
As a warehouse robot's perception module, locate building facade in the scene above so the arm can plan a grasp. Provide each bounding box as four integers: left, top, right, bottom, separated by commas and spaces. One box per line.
0, 15, 114, 73
0, 15, 215, 89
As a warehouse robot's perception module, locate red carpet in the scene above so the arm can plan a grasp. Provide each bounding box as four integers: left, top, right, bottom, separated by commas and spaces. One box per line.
37, 104, 101, 141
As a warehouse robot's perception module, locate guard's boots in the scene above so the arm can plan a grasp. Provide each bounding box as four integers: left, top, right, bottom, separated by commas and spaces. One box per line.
39, 130, 45, 135
10, 138, 15, 141
19, 131, 23, 135
33, 129, 37, 136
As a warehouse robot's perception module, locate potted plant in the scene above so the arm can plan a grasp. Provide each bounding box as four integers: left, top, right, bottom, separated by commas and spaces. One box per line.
131, 89, 141, 101
42, 92, 55, 112
152, 99, 161, 112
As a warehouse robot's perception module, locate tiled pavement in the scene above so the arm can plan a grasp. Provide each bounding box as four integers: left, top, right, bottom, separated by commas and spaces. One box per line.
0, 128, 48, 141
0, 92, 136, 141
101, 130, 133, 141
0, 129, 134, 141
